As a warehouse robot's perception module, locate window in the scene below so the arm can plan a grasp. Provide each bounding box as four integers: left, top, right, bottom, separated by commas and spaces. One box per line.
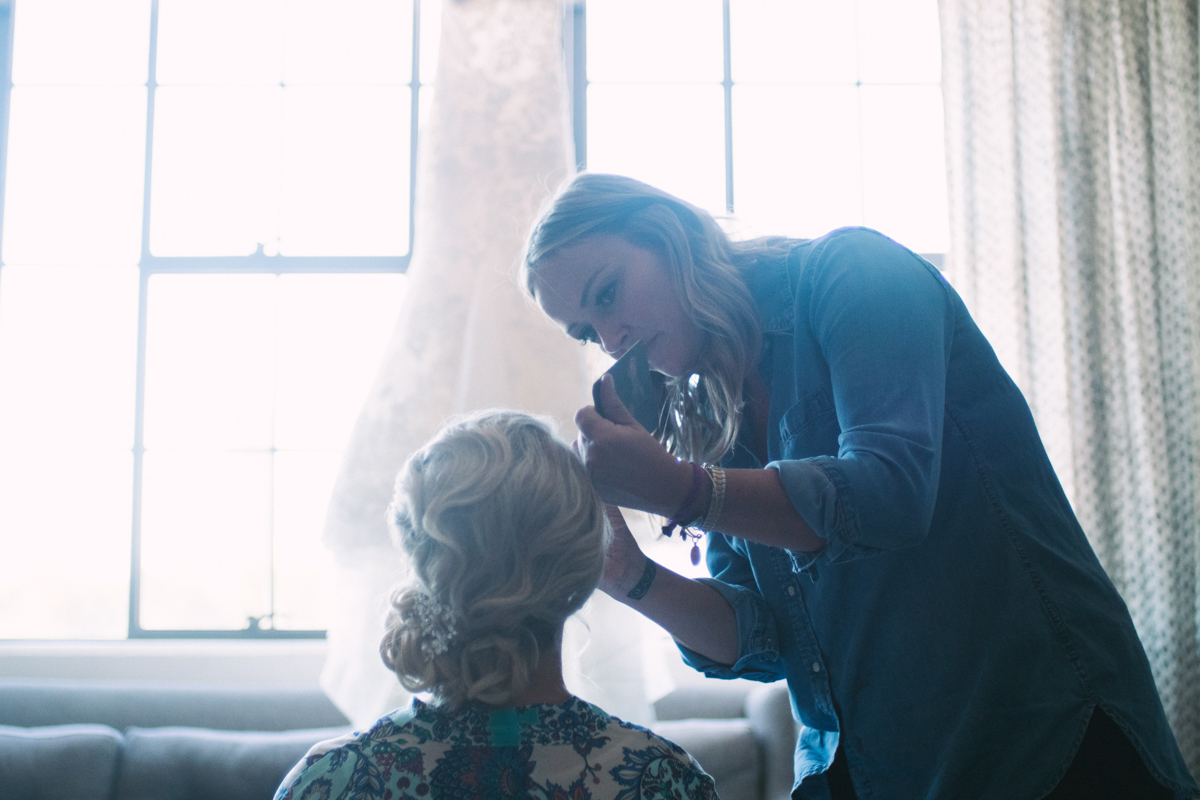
0, 0, 946, 640
0, 0, 437, 639
577, 0, 948, 256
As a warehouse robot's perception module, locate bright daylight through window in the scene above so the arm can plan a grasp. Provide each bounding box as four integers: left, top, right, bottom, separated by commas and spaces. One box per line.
585, 0, 947, 254
0, 0, 946, 640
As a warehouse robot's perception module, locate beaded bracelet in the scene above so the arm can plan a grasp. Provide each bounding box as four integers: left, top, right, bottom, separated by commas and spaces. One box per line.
661, 462, 709, 539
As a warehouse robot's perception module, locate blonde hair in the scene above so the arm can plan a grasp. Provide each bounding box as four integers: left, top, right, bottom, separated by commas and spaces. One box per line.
380, 410, 608, 708
521, 173, 789, 463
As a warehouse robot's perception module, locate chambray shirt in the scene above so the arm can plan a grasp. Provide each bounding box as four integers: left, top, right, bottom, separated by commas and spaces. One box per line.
680, 228, 1198, 800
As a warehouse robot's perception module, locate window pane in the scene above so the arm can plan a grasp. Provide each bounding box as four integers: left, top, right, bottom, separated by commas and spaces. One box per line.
139, 451, 272, 630
279, 87, 411, 256
0, 266, 138, 449
3, 87, 146, 265
143, 274, 277, 450
730, 0, 857, 85
587, 0, 723, 84
272, 451, 339, 630
274, 274, 405, 450
419, 0, 443, 84
588, 84, 726, 213
732, 85, 863, 239
857, 0, 942, 85
11, 0, 150, 86
156, 0, 284, 86
0, 450, 132, 639
283, 0, 413, 85
149, 86, 282, 256
860, 85, 949, 253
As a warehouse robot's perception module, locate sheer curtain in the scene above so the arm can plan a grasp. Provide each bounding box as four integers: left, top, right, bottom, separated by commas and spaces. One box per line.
317, 0, 657, 728
940, 0, 1200, 774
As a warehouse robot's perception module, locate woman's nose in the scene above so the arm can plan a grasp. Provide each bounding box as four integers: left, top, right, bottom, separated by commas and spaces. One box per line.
596, 325, 627, 358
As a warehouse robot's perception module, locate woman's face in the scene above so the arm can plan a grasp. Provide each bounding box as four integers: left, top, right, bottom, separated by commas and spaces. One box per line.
531, 234, 705, 378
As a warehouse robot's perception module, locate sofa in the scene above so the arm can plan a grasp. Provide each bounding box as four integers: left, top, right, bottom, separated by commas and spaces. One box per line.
0, 678, 796, 800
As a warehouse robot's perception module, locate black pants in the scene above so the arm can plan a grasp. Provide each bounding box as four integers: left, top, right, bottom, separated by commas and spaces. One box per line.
824, 707, 1173, 800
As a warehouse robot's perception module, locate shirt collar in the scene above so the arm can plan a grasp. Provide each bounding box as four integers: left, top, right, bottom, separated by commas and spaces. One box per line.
742, 244, 802, 335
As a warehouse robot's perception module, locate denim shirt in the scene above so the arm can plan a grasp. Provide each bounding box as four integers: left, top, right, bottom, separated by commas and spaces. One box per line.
679, 228, 1198, 800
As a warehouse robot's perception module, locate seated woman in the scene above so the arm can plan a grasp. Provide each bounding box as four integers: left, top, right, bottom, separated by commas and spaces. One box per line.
275, 410, 717, 800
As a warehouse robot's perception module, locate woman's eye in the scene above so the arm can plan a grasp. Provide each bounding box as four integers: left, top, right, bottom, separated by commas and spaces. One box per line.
595, 281, 617, 308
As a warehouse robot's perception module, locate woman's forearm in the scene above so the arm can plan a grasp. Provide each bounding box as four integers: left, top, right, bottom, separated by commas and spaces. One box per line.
604, 553, 740, 666
711, 467, 825, 551
576, 389, 826, 553
643, 460, 825, 552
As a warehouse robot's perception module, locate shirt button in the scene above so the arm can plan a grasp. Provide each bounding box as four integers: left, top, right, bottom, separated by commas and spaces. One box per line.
812, 661, 821, 673
787, 585, 796, 596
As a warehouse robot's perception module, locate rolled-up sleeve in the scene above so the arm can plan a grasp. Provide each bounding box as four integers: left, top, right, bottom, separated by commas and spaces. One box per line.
773, 230, 954, 564
677, 535, 787, 682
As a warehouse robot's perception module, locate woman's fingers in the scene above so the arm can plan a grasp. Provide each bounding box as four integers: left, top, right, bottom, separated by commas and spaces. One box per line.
595, 373, 640, 428
575, 413, 688, 515
599, 504, 647, 597
574, 402, 607, 439
604, 503, 634, 535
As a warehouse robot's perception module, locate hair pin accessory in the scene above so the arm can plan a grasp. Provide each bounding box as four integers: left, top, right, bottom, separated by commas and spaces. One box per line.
412, 590, 457, 658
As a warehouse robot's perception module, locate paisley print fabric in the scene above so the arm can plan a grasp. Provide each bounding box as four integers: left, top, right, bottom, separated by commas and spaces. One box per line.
274, 697, 717, 800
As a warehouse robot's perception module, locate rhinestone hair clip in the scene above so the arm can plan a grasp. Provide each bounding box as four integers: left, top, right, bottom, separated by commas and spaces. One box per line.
411, 590, 457, 658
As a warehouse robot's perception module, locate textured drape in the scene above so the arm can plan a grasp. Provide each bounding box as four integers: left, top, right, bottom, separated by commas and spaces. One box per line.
317, 0, 654, 728
940, 0, 1200, 775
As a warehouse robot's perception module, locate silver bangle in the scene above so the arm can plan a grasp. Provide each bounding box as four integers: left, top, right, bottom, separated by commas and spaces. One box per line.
700, 465, 726, 533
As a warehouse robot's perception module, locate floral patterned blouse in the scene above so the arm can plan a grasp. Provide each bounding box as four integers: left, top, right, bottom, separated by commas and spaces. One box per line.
274, 696, 718, 800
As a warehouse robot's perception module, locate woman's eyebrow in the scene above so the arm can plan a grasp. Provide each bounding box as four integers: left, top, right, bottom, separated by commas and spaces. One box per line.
579, 270, 602, 310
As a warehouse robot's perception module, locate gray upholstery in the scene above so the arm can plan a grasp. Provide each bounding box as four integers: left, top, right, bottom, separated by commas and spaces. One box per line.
657, 719, 761, 800
656, 682, 798, 800
0, 678, 796, 800
115, 726, 348, 800
0, 678, 350, 731
0, 724, 124, 800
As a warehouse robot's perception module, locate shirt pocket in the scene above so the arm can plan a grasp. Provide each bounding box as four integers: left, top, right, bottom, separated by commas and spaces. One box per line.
779, 389, 839, 459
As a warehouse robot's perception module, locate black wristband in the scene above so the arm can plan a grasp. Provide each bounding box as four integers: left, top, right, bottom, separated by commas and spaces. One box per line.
626, 559, 657, 601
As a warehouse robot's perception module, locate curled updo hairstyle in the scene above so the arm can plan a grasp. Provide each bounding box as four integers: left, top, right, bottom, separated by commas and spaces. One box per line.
521, 173, 788, 464
380, 410, 608, 708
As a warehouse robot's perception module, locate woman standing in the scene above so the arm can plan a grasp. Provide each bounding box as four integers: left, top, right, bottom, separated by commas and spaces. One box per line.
522, 173, 1198, 799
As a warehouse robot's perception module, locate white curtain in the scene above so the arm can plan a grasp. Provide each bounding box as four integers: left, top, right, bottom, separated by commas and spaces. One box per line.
318, 0, 657, 728
940, 0, 1200, 774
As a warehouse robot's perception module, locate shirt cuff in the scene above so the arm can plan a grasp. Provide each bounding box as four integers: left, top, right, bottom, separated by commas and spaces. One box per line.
676, 577, 785, 682
768, 459, 878, 567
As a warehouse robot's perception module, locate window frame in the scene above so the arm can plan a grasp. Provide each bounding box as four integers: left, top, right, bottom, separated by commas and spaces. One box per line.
569, 0, 946, 269
0, 0, 425, 641
125, 0, 426, 640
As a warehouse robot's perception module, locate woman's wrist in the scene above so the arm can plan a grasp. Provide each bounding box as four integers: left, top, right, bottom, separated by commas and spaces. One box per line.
600, 548, 651, 598
655, 457, 701, 518
661, 461, 713, 541
625, 559, 658, 601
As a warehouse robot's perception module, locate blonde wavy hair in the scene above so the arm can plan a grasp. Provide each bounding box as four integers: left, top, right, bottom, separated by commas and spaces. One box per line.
380, 410, 609, 708
521, 173, 791, 463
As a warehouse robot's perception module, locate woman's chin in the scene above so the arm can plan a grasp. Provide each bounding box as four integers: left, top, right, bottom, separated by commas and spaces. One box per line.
651, 361, 695, 380
645, 339, 675, 377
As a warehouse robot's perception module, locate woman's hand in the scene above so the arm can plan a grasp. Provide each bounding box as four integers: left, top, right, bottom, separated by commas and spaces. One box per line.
576, 374, 692, 515
598, 505, 647, 597
599, 505, 740, 665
